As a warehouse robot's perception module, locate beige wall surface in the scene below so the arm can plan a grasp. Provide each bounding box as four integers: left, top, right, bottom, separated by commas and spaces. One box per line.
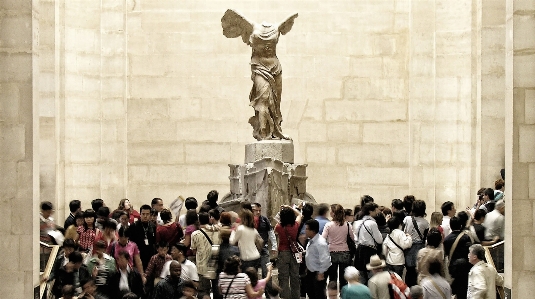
46, 0, 507, 218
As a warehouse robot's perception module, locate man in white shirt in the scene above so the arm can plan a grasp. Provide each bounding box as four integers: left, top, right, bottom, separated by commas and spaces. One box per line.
483, 200, 505, 241
440, 201, 456, 237
160, 243, 199, 288
467, 244, 503, 299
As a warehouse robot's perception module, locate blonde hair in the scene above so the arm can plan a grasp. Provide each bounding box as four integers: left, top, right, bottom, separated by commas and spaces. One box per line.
430, 212, 443, 228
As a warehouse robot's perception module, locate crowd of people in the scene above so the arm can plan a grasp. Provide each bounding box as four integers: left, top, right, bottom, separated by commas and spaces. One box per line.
39, 178, 506, 299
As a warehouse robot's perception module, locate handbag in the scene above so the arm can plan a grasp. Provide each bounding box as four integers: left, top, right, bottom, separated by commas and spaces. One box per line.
284, 226, 304, 263
199, 228, 219, 279
346, 223, 357, 256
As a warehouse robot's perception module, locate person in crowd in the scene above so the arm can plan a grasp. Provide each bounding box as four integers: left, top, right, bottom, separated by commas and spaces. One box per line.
151, 198, 165, 225
416, 227, 444, 283
115, 210, 130, 231
48, 239, 78, 295
161, 243, 199, 288
409, 285, 424, 299
96, 207, 114, 231
382, 216, 412, 277
218, 256, 264, 299
353, 205, 362, 222
86, 240, 116, 297
355, 195, 374, 221
150, 208, 159, 226
391, 198, 406, 221
59, 285, 76, 299
444, 216, 473, 299
108, 250, 144, 299
402, 195, 415, 216
494, 179, 505, 201
471, 209, 501, 246
374, 211, 390, 240
230, 209, 261, 272
65, 211, 85, 242
40, 201, 56, 244
420, 260, 452, 299
81, 278, 109, 299
266, 282, 282, 299
191, 211, 221, 299
367, 255, 400, 299
322, 204, 354, 287
219, 212, 233, 228
480, 188, 495, 213
128, 204, 156, 271
340, 266, 371, 299
251, 202, 277, 279
217, 227, 240, 283
467, 244, 504, 299
183, 209, 199, 257
304, 219, 331, 299
380, 207, 392, 221
179, 197, 198, 229
156, 208, 184, 245
245, 264, 273, 299
203, 190, 223, 212
274, 205, 302, 299
55, 251, 91, 297
153, 260, 185, 299
344, 208, 354, 224
327, 281, 338, 299
91, 199, 104, 214
145, 241, 172, 295
297, 202, 314, 299
315, 203, 330, 234
353, 202, 382, 285
109, 226, 145, 284
95, 220, 118, 253
113, 199, 140, 225
402, 199, 429, 287
209, 208, 221, 227
180, 280, 198, 299
77, 209, 99, 253
65, 200, 82, 229
483, 199, 505, 241
429, 211, 444, 237
440, 201, 456, 238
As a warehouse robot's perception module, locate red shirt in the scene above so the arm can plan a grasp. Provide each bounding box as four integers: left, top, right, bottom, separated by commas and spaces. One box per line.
156, 222, 184, 245
275, 222, 300, 251
77, 226, 98, 252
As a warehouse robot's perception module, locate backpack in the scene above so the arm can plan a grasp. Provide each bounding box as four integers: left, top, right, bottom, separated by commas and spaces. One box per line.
388, 272, 411, 299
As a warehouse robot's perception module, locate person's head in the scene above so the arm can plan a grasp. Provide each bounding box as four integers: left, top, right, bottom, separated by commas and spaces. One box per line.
150, 208, 158, 224
151, 198, 164, 212
391, 198, 404, 212
81, 279, 97, 295
301, 202, 314, 222
69, 200, 81, 213
209, 209, 221, 224
122, 293, 139, 299
495, 178, 505, 191
91, 199, 104, 212
362, 202, 379, 217
83, 209, 97, 229
266, 282, 282, 298
93, 239, 107, 256
61, 285, 75, 299
381, 207, 392, 218
74, 211, 85, 227
170, 243, 188, 261
366, 254, 386, 273
241, 201, 253, 212
374, 212, 387, 227
495, 199, 505, 215
426, 227, 442, 248
63, 238, 77, 257
182, 280, 197, 298
118, 226, 130, 246
199, 204, 211, 214
245, 267, 259, 287
223, 255, 241, 275
474, 209, 487, 221
457, 211, 469, 229
403, 195, 415, 214
186, 209, 199, 226
240, 209, 255, 228
219, 212, 232, 226
116, 250, 131, 270
327, 281, 338, 299
449, 216, 462, 231
343, 266, 360, 283
207, 190, 219, 205
330, 204, 345, 225
251, 202, 262, 217
483, 188, 494, 202
410, 285, 424, 299
280, 206, 297, 226
160, 208, 173, 224
428, 260, 443, 276
139, 204, 151, 223
185, 197, 198, 210
116, 210, 129, 227
430, 212, 443, 228
119, 199, 132, 211
353, 205, 361, 218
468, 244, 486, 265
198, 212, 210, 226
441, 201, 456, 217
360, 195, 374, 207
317, 203, 330, 217
344, 208, 354, 223
169, 260, 182, 280
411, 200, 426, 217
103, 220, 117, 236
41, 201, 54, 218
305, 219, 319, 238
97, 206, 110, 224
68, 251, 84, 269
156, 241, 169, 257
387, 216, 402, 231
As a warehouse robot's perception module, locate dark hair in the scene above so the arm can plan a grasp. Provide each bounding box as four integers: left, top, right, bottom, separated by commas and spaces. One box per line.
245, 267, 259, 287
139, 204, 151, 212
198, 212, 210, 225
353, 205, 361, 219
411, 200, 426, 217
387, 216, 401, 231
331, 204, 345, 225
82, 209, 97, 230
103, 220, 117, 230
305, 219, 319, 234
381, 207, 392, 216
240, 210, 255, 228
403, 195, 415, 214
280, 207, 297, 226
69, 251, 83, 264
428, 261, 442, 275
74, 211, 84, 219
157, 241, 169, 249
362, 202, 379, 215
344, 209, 353, 217
94, 239, 107, 249
219, 212, 232, 226
171, 243, 188, 256
91, 199, 104, 212
117, 250, 131, 260
317, 203, 330, 217
494, 179, 505, 190
327, 281, 338, 291
160, 209, 172, 223
391, 199, 403, 211
474, 209, 487, 221
69, 200, 81, 213
360, 195, 374, 207
150, 208, 158, 216
198, 204, 210, 214
266, 282, 281, 297
450, 216, 462, 231
182, 280, 197, 291
426, 227, 442, 248
374, 212, 387, 227
252, 202, 261, 208
118, 226, 130, 238
63, 238, 77, 249
207, 190, 219, 204
484, 188, 495, 201
241, 202, 252, 212
209, 209, 221, 221
457, 211, 469, 230
186, 210, 199, 227
97, 206, 110, 217
113, 210, 128, 220
441, 201, 454, 216
301, 203, 314, 220
41, 201, 53, 211
151, 198, 163, 206
118, 199, 132, 211
223, 255, 241, 275
185, 197, 198, 210
122, 292, 139, 299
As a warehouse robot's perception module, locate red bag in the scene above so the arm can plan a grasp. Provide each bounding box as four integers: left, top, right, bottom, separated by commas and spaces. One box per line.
388, 272, 411, 299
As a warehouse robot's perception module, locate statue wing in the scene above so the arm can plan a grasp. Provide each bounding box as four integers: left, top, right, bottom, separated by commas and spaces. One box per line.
221, 9, 255, 45
278, 13, 298, 35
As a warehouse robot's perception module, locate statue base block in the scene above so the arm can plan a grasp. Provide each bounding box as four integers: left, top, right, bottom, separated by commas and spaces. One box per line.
245, 140, 294, 163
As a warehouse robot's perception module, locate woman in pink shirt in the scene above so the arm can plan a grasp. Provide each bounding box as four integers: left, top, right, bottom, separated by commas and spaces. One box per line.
321, 204, 355, 288
245, 263, 273, 299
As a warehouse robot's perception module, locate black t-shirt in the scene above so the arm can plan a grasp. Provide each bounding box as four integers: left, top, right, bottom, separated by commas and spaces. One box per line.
473, 223, 486, 242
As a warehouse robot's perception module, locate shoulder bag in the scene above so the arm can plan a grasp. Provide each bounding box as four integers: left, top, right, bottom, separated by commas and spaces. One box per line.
346, 223, 357, 256
284, 226, 304, 263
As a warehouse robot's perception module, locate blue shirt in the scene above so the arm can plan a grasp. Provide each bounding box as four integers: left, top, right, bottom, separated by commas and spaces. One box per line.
341, 283, 372, 299
315, 216, 329, 235
305, 234, 331, 273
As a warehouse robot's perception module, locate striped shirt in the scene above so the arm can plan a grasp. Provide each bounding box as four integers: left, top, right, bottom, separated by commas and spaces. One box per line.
218, 272, 251, 299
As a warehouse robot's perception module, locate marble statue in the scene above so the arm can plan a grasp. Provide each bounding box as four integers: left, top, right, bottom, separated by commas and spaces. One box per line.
221, 9, 298, 141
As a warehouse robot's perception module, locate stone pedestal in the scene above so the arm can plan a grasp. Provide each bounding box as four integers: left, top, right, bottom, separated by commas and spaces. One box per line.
221, 140, 313, 220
